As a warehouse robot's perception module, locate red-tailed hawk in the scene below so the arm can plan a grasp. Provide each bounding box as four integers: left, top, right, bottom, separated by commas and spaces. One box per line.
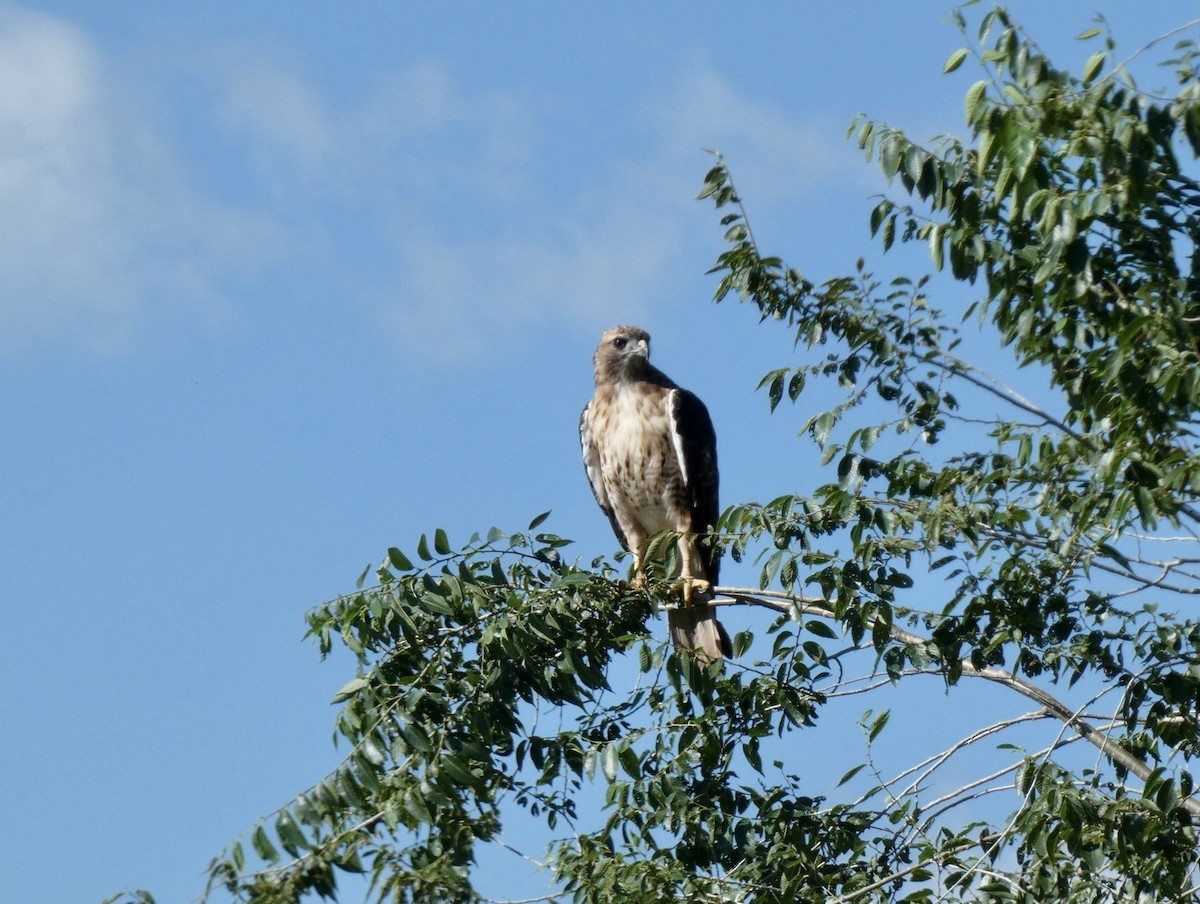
580, 325, 732, 663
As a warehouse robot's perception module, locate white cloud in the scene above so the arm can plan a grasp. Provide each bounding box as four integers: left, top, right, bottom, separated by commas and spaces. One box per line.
654, 67, 870, 199
0, 6, 863, 362
371, 65, 866, 358
217, 55, 532, 206
0, 6, 281, 356
219, 60, 334, 182
380, 206, 686, 360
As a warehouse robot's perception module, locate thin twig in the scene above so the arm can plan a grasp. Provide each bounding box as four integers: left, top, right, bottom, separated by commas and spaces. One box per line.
1100, 17, 1200, 85
712, 585, 1200, 820
826, 833, 1005, 903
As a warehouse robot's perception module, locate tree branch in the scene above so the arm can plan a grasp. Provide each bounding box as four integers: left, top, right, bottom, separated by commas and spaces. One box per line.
713, 587, 1200, 819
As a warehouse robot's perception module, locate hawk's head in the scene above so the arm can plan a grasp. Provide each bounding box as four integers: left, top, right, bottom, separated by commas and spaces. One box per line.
593, 324, 650, 385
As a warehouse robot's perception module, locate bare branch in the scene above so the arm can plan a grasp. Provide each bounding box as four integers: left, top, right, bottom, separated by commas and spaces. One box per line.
860, 711, 1053, 811
1100, 17, 1200, 84
933, 351, 1086, 445
713, 586, 1200, 819
826, 833, 1007, 903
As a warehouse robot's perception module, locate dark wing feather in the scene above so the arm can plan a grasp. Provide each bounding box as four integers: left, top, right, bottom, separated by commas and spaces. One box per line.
580, 402, 628, 550
669, 389, 720, 585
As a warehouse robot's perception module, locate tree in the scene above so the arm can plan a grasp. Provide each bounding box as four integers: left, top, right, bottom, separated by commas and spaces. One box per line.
128, 5, 1200, 902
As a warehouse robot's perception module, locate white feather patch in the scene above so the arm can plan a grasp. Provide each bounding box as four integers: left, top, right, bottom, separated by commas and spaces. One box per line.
667, 389, 689, 488
580, 401, 607, 508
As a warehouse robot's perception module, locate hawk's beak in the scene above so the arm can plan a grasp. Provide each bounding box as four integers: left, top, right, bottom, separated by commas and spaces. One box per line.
634, 338, 649, 359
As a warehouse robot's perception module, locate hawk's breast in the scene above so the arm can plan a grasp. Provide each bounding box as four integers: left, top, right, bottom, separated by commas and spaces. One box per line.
593, 384, 689, 534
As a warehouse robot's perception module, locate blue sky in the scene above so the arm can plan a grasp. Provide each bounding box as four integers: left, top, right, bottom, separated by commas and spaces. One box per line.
1, 2, 1193, 902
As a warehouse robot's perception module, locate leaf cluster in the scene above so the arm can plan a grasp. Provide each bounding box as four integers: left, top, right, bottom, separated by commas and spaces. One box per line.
697, 4, 1200, 897
200, 519, 974, 903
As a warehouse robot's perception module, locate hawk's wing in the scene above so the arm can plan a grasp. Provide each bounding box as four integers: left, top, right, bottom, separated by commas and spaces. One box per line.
668, 388, 720, 585
580, 402, 628, 550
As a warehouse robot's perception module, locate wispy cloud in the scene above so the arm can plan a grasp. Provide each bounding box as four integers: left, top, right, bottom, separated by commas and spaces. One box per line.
218, 59, 334, 184
216, 54, 532, 205
0, 5, 863, 362
653, 67, 870, 200
0, 6, 281, 356
367, 64, 869, 357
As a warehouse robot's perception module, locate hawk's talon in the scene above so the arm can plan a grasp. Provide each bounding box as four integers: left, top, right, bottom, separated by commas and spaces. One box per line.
669, 577, 711, 606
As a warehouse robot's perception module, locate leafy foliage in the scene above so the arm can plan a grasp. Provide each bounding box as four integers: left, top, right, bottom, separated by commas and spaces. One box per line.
694, 4, 1200, 897
117, 6, 1200, 903
197, 523, 874, 903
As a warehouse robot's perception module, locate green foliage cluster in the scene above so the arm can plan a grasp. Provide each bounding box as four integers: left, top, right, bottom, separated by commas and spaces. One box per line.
694, 5, 1200, 897
199, 523, 882, 903
116, 6, 1200, 903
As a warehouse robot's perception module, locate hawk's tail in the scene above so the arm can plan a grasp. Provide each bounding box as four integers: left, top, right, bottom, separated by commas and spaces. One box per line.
668, 599, 733, 666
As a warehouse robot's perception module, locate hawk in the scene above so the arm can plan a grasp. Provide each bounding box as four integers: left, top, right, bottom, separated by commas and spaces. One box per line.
580, 324, 732, 663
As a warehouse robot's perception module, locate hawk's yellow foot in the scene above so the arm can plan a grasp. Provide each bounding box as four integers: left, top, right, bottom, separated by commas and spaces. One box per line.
669, 576, 711, 605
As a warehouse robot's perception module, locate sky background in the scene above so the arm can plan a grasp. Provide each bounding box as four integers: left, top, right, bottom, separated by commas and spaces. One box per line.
1, 2, 1195, 902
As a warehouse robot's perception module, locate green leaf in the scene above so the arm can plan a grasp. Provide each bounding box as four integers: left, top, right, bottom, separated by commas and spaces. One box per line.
618, 745, 641, 778
858, 424, 880, 452
275, 813, 308, 855
388, 547, 413, 571
338, 768, 367, 809
880, 133, 901, 178
780, 691, 808, 727
434, 528, 451, 555
788, 370, 806, 401
869, 200, 889, 236
964, 79, 988, 123
331, 676, 369, 704
744, 739, 763, 773
1082, 50, 1106, 84
838, 764, 866, 786
943, 48, 969, 74
1096, 542, 1132, 572
528, 510, 551, 530
882, 213, 896, 252
1133, 487, 1157, 526
403, 788, 433, 824
868, 710, 891, 742
441, 755, 484, 792
807, 619, 838, 639
253, 825, 280, 863
767, 370, 785, 411
929, 224, 944, 270
601, 743, 618, 782
1184, 105, 1200, 156
903, 145, 925, 186
1003, 124, 1037, 181
399, 721, 432, 753
811, 411, 837, 446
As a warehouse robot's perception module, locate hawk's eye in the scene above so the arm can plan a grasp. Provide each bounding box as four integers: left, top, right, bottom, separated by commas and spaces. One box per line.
613, 337, 627, 350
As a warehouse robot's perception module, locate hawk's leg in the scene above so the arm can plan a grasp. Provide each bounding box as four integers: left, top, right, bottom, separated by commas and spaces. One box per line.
630, 553, 645, 588
668, 535, 711, 605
